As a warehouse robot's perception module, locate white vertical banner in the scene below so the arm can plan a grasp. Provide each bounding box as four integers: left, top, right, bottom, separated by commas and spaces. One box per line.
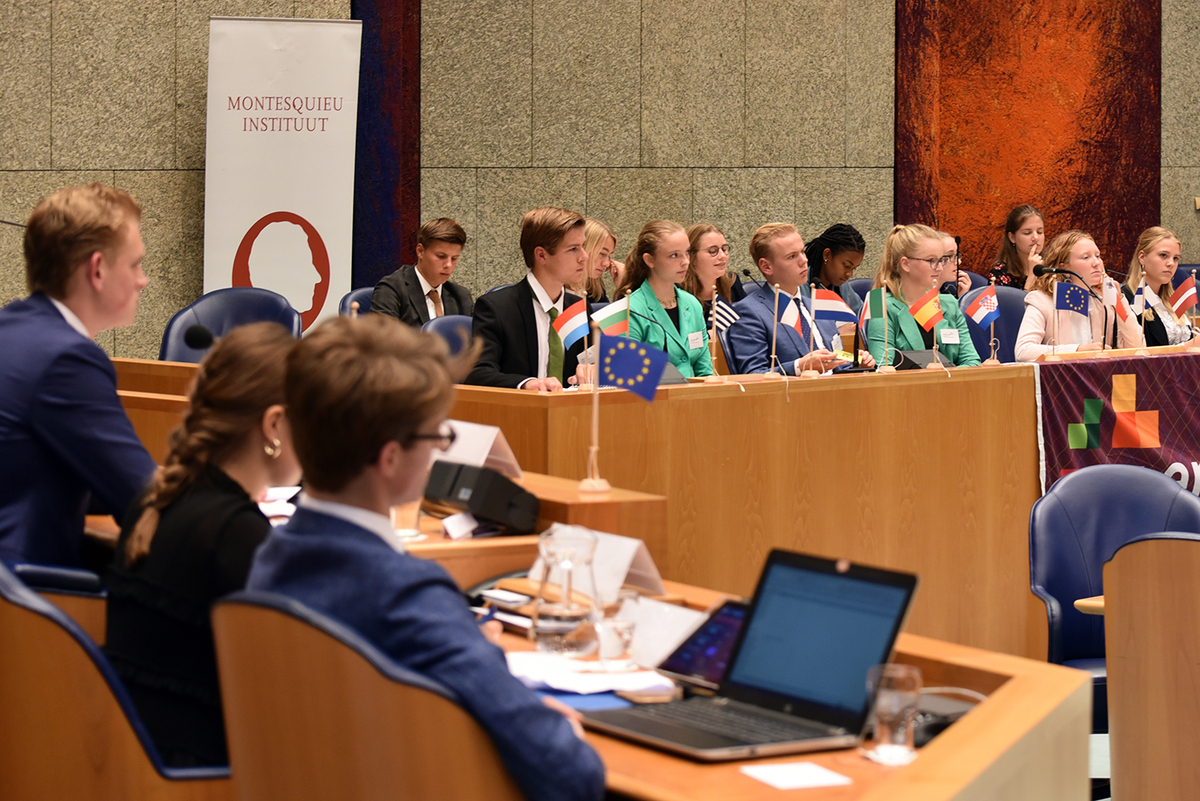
203, 17, 362, 331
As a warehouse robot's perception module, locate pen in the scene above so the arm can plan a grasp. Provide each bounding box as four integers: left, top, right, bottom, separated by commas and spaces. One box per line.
478, 606, 498, 625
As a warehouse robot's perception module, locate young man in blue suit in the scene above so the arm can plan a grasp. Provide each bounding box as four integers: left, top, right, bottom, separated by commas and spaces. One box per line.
248, 315, 605, 801
0, 183, 157, 567
728, 223, 875, 375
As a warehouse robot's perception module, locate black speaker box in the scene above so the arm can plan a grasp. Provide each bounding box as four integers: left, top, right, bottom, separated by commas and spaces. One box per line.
424, 461, 540, 534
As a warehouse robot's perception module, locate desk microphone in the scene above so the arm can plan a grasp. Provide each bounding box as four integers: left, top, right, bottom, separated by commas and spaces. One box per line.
1, 219, 26, 229
628, 307, 670, 342
1032, 265, 1113, 348
183, 325, 215, 351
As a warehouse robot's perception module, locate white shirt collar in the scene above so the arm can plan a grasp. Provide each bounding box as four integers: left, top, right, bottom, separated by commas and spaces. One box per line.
48, 297, 91, 339
297, 492, 408, 553
414, 266, 439, 297
527, 272, 564, 314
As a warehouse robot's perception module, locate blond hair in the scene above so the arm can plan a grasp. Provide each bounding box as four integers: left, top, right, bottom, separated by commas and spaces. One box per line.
1126, 226, 1182, 309
574, 219, 615, 301
748, 223, 798, 270
1030, 230, 1094, 296
873, 223, 942, 299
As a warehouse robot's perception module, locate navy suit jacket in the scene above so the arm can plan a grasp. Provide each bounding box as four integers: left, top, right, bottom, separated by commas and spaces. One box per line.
0, 293, 156, 566
370, 264, 474, 328
466, 277, 588, 388
727, 290, 841, 375
247, 507, 605, 801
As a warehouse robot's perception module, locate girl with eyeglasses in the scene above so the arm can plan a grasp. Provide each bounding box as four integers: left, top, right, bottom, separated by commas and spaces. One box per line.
1014, 230, 1144, 361
804, 223, 868, 315
618, 219, 714, 377
867, 224, 981, 367
681, 222, 746, 322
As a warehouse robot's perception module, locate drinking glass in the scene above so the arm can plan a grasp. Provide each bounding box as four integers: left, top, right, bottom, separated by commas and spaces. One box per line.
864, 663, 922, 766
533, 527, 599, 657
597, 619, 637, 671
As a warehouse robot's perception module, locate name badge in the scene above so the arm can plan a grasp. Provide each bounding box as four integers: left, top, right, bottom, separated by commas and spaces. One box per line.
688, 331, 704, 350
939, 327, 960, 345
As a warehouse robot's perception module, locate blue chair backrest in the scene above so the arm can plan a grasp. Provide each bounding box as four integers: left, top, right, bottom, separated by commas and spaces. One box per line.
959, 285, 1025, 363
0, 560, 230, 780
846, 277, 874, 301
484, 283, 513, 294
422, 315, 473, 355
966, 271, 988, 291
159, 287, 303, 363
1173, 264, 1200, 289
716, 326, 738, 374
339, 287, 373, 316
1029, 464, 1200, 664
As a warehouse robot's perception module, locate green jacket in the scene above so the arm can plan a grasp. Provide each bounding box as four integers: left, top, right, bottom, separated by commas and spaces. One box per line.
627, 282, 713, 377
866, 293, 981, 367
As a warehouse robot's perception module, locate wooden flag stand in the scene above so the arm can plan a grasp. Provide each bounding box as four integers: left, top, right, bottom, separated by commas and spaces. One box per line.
349, 300, 361, 318
704, 282, 727, 384
876, 286, 896, 373
1043, 281, 1064, 362
763, 284, 785, 381
1187, 269, 1200, 354
799, 283, 820, 379
980, 278, 1002, 367
578, 319, 611, 494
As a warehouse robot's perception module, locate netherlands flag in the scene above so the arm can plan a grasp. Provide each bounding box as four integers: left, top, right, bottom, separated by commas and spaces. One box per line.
553, 299, 589, 350
964, 286, 1000, 329
811, 288, 858, 324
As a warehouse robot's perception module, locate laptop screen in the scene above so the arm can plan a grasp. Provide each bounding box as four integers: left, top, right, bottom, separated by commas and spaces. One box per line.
722, 553, 916, 729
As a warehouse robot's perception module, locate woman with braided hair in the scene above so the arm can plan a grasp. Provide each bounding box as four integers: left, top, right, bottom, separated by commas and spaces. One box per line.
103, 322, 301, 767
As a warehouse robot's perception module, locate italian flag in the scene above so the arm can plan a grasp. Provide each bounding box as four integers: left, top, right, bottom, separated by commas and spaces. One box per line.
592, 297, 630, 335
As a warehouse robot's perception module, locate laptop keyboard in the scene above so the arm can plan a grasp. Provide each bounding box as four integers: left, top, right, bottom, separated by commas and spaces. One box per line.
637, 698, 829, 744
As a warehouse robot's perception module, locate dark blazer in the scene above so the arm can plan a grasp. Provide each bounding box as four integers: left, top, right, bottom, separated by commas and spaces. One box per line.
1123, 285, 1172, 347
467, 277, 588, 388
0, 293, 156, 567
727, 290, 841, 375
370, 264, 474, 327
247, 506, 606, 801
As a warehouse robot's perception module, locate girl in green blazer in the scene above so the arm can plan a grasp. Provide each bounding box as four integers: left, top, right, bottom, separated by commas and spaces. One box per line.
866, 224, 981, 368
617, 220, 714, 378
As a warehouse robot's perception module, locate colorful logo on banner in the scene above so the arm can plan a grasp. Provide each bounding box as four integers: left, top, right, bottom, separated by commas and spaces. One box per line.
1067, 375, 1161, 450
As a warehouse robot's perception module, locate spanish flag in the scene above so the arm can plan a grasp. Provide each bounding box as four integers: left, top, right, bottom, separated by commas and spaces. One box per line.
909, 288, 943, 331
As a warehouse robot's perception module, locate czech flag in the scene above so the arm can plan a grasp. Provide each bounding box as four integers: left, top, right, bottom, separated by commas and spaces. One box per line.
552, 299, 589, 350
909, 288, 943, 331
1170, 275, 1198, 317
811, 288, 858, 324
590, 297, 630, 335
964, 286, 1000, 329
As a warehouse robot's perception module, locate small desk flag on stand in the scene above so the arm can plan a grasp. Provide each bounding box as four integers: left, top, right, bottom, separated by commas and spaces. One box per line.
1055, 283, 1089, 317
812, 289, 858, 324
964, 286, 1000, 329
1170, 275, 1198, 317
591, 297, 630, 335
909, 288, 943, 331
552, 299, 589, 350
599, 335, 669, 402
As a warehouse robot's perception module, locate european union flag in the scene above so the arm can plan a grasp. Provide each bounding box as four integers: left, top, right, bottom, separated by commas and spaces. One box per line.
599, 334, 669, 402
1055, 282, 1089, 317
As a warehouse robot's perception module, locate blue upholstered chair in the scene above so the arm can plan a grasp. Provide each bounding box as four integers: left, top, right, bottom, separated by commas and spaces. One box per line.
1172, 264, 1200, 289
965, 271, 988, 291
0, 561, 232, 800
8, 562, 108, 645
422, 314, 473, 355
160, 287, 302, 362
716, 325, 738, 375
212, 591, 522, 801
1029, 465, 1200, 733
959, 285, 1026, 363
846, 277, 874, 301
338, 287, 374, 316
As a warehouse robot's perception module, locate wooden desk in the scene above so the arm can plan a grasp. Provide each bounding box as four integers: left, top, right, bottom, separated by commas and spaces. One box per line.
1073, 596, 1104, 615
112, 357, 197, 396
501, 589, 1090, 801
453, 367, 1046, 659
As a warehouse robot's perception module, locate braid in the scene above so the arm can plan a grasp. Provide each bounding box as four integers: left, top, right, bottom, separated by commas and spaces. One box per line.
122, 322, 295, 567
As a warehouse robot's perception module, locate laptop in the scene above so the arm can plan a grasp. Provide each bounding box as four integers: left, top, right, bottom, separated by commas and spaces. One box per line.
582, 549, 918, 761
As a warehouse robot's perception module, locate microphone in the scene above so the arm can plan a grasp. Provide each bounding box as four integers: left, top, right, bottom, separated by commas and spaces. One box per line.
1, 219, 27, 229
183, 324, 214, 351
1031, 267, 1113, 347
628, 307, 670, 342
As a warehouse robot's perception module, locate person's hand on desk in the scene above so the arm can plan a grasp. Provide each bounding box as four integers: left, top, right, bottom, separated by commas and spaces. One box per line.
542, 694, 586, 739
567, 362, 595, 387
1077, 343, 1108, 352
795, 349, 846, 374
857, 350, 876, 368
521, 377, 564, 392
480, 619, 503, 645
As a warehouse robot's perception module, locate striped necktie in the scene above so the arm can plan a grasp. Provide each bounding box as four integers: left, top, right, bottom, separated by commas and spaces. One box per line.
547, 307, 563, 382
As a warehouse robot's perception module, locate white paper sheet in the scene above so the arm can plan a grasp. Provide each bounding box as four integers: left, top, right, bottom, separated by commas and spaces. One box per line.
505, 651, 676, 695
739, 762, 852, 790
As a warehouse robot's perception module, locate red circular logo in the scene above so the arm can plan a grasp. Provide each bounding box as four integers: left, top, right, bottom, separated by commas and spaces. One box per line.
232, 211, 331, 330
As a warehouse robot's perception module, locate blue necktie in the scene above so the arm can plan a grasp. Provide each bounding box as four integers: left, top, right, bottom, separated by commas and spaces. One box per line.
794, 298, 812, 350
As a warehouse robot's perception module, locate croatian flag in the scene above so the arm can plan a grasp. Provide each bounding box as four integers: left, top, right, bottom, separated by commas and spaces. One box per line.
811, 288, 858, 324
964, 286, 1000, 329
553, 299, 589, 350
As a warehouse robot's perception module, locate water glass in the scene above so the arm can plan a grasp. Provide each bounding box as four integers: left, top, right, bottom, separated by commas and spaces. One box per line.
864, 663, 922, 766
597, 618, 637, 671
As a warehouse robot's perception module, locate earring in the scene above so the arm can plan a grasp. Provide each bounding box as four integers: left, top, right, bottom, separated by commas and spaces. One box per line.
264, 438, 281, 458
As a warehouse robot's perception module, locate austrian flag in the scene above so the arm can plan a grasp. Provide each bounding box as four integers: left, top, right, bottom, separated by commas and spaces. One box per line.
1170, 275, 1198, 317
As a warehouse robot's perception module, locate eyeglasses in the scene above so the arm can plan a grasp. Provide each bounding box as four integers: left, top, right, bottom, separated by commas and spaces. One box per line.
908, 256, 954, 269
698, 244, 731, 257
405, 421, 456, 451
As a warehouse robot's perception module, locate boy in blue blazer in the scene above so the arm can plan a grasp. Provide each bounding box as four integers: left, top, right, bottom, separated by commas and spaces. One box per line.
248, 315, 605, 801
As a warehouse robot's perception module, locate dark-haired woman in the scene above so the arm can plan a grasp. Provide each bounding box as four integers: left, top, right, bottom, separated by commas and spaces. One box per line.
805, 223, 867, 316
989, 205, 1045, 290
682, 222, 746, 322
103, 322, 301, 767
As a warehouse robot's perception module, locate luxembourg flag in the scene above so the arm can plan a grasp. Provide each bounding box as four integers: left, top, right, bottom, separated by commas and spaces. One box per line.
590, 296, 630, 335
964, 286, 1000, 329
552, 299, 589, 350
811, 288, 858, 324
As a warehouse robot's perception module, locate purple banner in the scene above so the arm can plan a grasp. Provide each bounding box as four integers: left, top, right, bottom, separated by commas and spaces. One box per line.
1039, 353, 1200, 493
